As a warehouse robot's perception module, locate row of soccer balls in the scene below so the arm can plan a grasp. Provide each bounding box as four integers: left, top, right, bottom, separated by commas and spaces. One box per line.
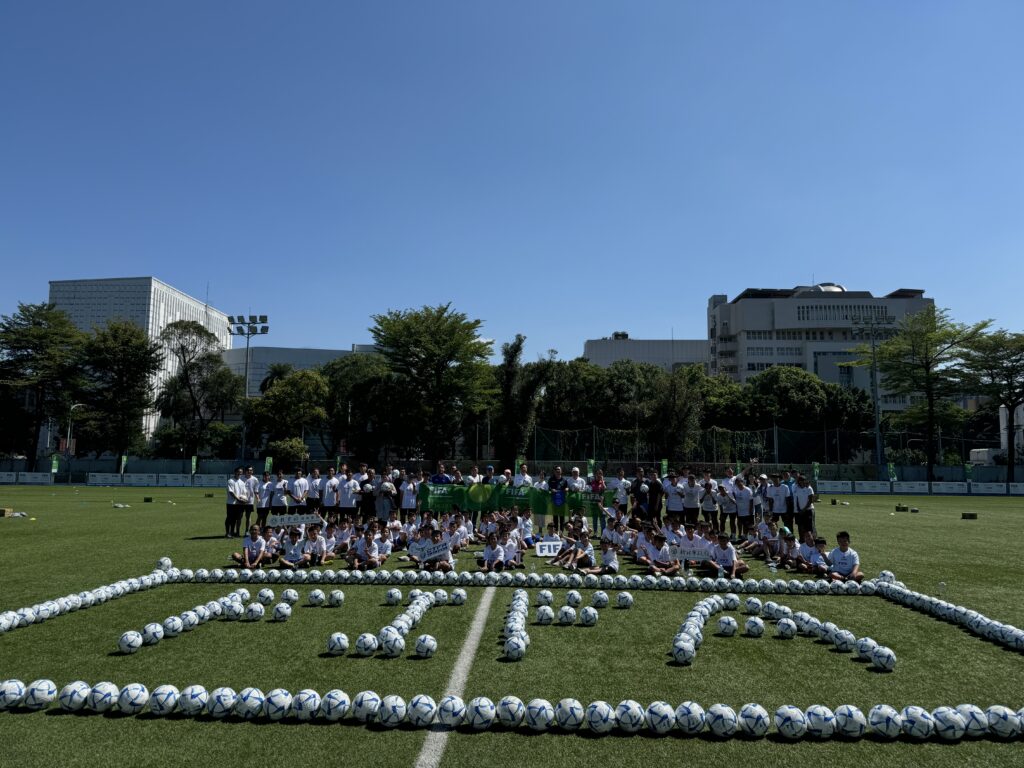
155, 563, 892, 595
877, 582, 1024, 652
673, 594, 898, 671
3, 678, 1022, 741
0, 568, 171, 636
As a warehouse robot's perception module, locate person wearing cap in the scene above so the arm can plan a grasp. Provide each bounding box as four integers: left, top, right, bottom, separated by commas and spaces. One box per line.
568, 467, 587, 492
827, 531, 863, 583
703, 531, 749, 578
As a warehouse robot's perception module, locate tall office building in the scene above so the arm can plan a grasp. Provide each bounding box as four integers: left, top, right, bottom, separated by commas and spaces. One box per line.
583, 332, 709, 371
707, 283, 933, 409
49, 276, 231, 436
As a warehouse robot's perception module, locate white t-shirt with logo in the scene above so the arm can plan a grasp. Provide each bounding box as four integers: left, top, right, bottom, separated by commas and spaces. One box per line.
828, 546, 859, 575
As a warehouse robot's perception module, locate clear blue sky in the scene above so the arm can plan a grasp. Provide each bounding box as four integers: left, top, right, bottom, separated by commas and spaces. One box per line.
2, 2, 1021, 360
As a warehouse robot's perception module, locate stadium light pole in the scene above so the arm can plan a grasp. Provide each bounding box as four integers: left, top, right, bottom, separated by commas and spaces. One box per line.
65, 402, 84, 484
228, 315, 269, 461
851, 312, 895, 478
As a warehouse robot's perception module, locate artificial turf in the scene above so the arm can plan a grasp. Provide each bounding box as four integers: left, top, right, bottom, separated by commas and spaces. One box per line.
0, 485, 1021, 767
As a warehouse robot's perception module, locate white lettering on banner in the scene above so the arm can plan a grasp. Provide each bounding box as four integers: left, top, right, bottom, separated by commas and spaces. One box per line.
158, 474, 192, 487
0, 472, 16, 484
854, 481, 891, 493
419, 542, 452, 562
892, 481, 930, 494
122, 473, 158, 487
816, 480, 853, 493
534, 541, 562, 558
669, 544, 711, 562
88, 473, 123, 485
17, 472, 53, 485
1009, 483, 1024, 496
267, 513, 323, 527
969, 482, 1007, 495
931, 482, 968, 494
193, 474, 225, 488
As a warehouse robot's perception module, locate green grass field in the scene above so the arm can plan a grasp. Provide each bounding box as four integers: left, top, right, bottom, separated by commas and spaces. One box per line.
0, 486, 1022, 768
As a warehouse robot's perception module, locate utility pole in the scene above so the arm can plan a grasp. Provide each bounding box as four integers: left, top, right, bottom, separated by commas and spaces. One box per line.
851, 312, 895, 478
228, 315, 269, 462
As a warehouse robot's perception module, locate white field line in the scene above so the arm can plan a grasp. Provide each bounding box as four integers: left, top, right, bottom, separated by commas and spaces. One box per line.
414, 585, 497, 768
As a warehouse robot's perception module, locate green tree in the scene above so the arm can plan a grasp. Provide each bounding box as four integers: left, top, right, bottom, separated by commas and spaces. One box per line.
252, 369, 329, 444
647, 364, 702, 462
0, 303, 85, 468
156, 320, 241, 457
370, 304, 492, 461
855, 306, 989, 480
491, 335, 551, 468
745, 366, 828, 430
960, 330, 1024, 480
78, 320, 163, 458
266, 436, 309, 470
320, 354, 393, 464
259, 362, 294, 394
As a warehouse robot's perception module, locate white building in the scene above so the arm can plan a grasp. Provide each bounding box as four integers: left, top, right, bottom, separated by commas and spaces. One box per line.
49, 276, 231, 436
707, 283, 933, 409
583, 332, 708, 371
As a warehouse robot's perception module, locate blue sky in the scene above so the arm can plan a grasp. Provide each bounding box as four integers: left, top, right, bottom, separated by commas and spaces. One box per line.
2, 2, 1021, 360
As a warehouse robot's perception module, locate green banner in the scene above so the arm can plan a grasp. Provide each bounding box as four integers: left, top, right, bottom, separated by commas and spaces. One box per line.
964, 463, 973, 480
887, 462, 897, 482
418, 483, 610, 519
812, 462, 820, 482
661, 459, 669, 477
587, 459, 595, 479
265, 456, 273, 473
120, 455, 127, 474
191, 455, 198, 474
51, 455, 59, 474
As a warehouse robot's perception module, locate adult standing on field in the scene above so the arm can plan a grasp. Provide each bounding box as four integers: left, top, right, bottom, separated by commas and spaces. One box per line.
792, 474, 816, 538
241, 466, 260, 534
256, 470, 273, 527
547, 465, 570, 532
225, 467, 248, 538
306, 467, 323, 514
270, 470, 289, 516
289, 468, 310, 510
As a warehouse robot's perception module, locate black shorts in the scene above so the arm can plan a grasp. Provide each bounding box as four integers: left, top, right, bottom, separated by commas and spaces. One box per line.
306, 498, 322, 511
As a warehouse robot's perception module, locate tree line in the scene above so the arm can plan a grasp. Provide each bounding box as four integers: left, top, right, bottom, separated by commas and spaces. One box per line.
1, 302, 1020, 481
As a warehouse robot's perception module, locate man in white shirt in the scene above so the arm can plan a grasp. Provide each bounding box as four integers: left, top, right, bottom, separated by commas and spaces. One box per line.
792, 475, 816, 538
400, 472, 421, 524
338, 469, 360, 516
733, 477, 755, 538
256, 471, 274, 527
270, 470, 290, 514
827, 532, 863, 583
225, 468, 249, 539
664, 471, 684, 521
306, 468, 324, 514
322, 467, 341, 514
289, 469, 310, 510
514, 463, 532, 488
242, 466, 260, 533
766, 475, 791, 524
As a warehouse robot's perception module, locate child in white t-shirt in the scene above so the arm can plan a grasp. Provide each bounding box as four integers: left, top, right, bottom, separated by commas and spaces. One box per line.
827, 531, 862, 583
582, 538, 619, 575
477, 532, 505, 572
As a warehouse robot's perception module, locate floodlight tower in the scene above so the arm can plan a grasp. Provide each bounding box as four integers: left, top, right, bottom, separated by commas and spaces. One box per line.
228, 314, 269, 460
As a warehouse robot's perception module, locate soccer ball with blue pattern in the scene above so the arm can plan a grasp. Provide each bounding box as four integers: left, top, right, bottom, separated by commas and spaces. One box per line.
955, 704, 988, 738
272, 603, 292, 622
615, 699, 646, 733
466, 697, 496, 730
206, 687, 237, 719
88, 682, 120, 714
497, 696, 525, 728
58, 681, 91, 712
805, 705, 835, 738
985, 705, 1020, 739
674, 701, 705, 735
318, 689, 350, 721
148, 685, 179, 716
706, 703, 738, 737
579, 607, 599, 626
22, 679, 57, 711
868, 704, 902, 739
415, 634, 438, 658
834, 704, 866, 738
504, 635, 527, 660
380, 632, 406, 658
234, 687, 265, 720
616, 592, 634, 609
292, 689, 321, 721
525, 698, 555, 731
557, 606, 576, 625
900, 706, 935, 740
671, 637, 696, 665
378, 694, 407, 728
585, 700, 616, 734
646, 701, 676, 734
355, 633, 378, 656
327, 632, 349, 656
744, 617, 765, 637
351, 690, 381, 723
437, 694, 466, 727
260, 688, 291, 721
930, 706, 966, 741
738, 703, 769, 737
118, 630, 143, 654
408, 694, 437, 727
555, 698, 585, 730
774, 704, 807, 739
116, 683, 149, 715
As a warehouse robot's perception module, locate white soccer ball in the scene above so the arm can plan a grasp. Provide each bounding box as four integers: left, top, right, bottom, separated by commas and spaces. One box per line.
566, 590, 582, 607
0, 679, 25, 710
414, 634, 438, 658
349, 690, 381, 723
671, 636, 696, 665
177, 684, 208, 716
745, 617, 765, 637
553, 698, 585, 731
738, 703, 770, 738
900, 705, 935, 740
307, 589, 325, 606
272, 603, 292, 622
58, 681, 91, 712
408, 694, 437, 727
497, 696, 526, 728
955, 704, 988, 738
870, 645, 897, 672
616, 592, 634, 609
244, 603, 265, 622
855, 636, 878, 660
805, 705, 836, 739
590, 591, 609, 609
380, 633, 406, 658
115, 683, 148, 715
355, 633, 379, 656
281, 588, 299, 605
291, 689, 321, 721
148, 684, 179, 716
386, 588, 402, 606
451, 588, 468, 605
706, 703, 738, 737
504, 635, 527, 660
717, 616, 738, 636
327, 589, 345, 607
537, 590, 554, 607
645, 700, 676, 735
868, 704, 903, 739
833, 629, 857, 652
535, 605, 554, 625
579, 606, 599, 626
583, 700, 615, 734
834, 704, 867, 738
437, 694, 467, 727
775, 704, 807, 739
557, 605, 577, 625
615, 699, 646, 733
235, 687, 265, 720
931, 706, 966, 741
775, 618, 797, 639
466, 697, 496, 730
525, 698, 555, 731
22, 679, 57, 711
223, 602, 243, 621
207, 687, 237, 719
673, 700, 704, 735
326, 632, 350, 656
744, 597, 762, 615
985, 704, 1021, 739
118, 630, 143, 655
